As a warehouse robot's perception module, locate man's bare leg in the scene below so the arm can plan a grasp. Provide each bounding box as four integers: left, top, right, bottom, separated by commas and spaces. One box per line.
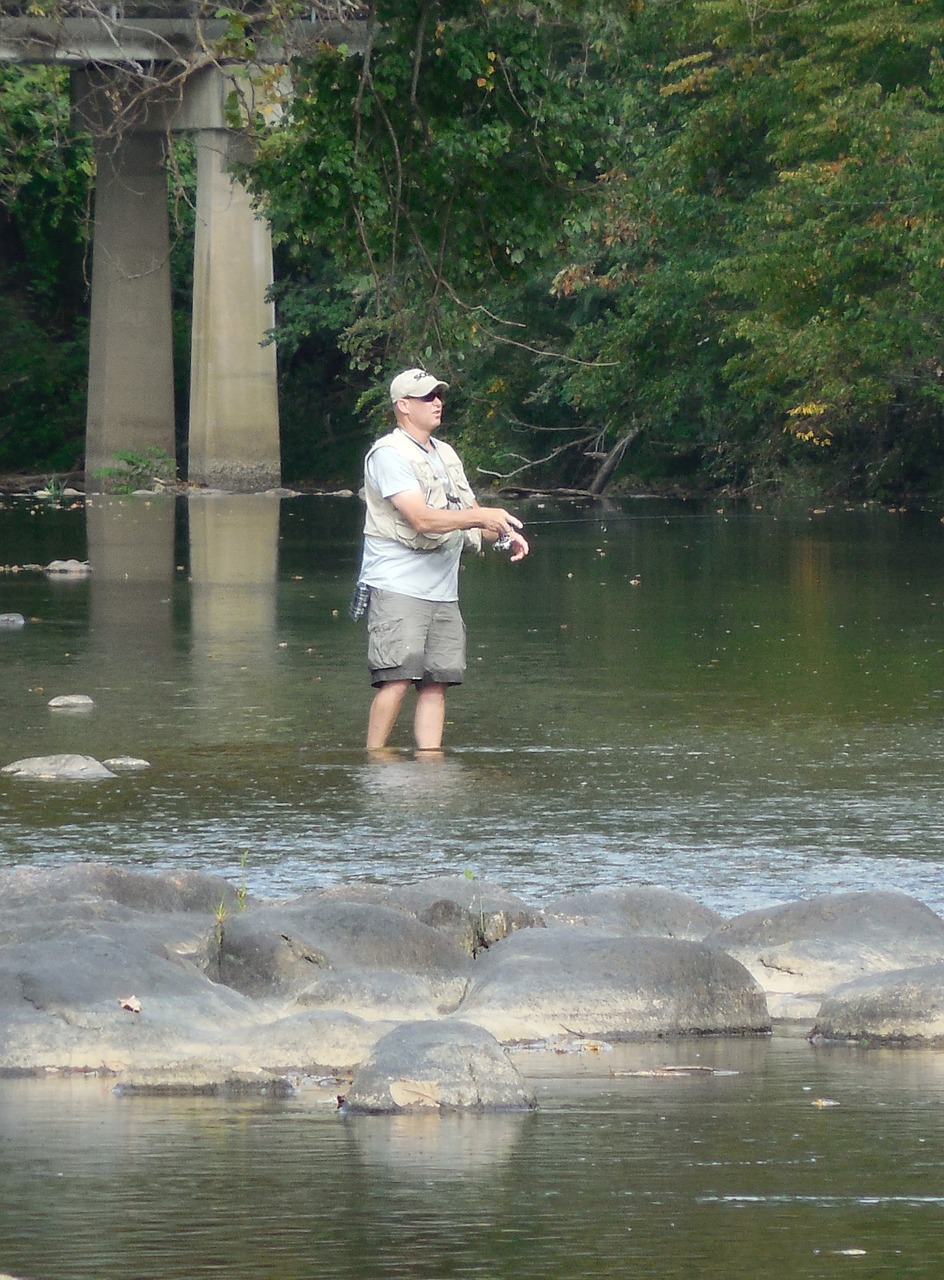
414, 682, 447, 750
367, 679, 411, 749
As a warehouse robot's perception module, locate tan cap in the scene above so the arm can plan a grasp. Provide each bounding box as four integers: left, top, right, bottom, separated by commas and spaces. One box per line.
389, 368, 450, 403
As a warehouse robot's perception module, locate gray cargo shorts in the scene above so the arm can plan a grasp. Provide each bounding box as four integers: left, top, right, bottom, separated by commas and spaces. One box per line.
366, 588, 466, 688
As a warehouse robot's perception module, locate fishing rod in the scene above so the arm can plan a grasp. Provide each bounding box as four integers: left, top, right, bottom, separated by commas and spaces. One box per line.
513, 510, 780, 527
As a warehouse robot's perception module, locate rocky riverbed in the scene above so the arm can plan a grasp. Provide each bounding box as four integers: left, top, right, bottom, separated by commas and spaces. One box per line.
2, 865, 943, 1110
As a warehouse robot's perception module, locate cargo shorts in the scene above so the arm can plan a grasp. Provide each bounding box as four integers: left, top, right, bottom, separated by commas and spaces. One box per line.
366, 588, 466, 688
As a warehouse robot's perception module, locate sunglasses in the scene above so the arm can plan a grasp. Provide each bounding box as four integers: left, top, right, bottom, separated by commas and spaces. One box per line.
409, 390, 444, 403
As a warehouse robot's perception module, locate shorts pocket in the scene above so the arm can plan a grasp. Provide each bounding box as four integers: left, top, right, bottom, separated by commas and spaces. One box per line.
367, 615, 406, 670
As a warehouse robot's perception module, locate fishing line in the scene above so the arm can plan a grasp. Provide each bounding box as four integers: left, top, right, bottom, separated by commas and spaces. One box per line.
517, 510, 784, 528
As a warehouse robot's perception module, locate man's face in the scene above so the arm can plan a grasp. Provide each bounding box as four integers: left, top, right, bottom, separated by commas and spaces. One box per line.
400, 389, 444, 431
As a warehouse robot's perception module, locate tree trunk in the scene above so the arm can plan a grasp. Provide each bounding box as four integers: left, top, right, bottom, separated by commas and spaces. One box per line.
588, 428, 640, 495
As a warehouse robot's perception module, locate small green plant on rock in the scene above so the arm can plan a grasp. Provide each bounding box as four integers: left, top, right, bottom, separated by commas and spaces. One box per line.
94, 447, 177, 494
236, 849, 250, 911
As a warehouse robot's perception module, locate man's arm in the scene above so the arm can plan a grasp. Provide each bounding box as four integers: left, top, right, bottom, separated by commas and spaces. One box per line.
391, 489, 529, 559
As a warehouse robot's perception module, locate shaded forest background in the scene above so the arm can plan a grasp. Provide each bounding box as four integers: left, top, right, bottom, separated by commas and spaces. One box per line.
2, 0, 944, 499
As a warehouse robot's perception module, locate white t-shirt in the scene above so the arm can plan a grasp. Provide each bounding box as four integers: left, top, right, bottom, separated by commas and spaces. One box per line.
359, 440, 464, 602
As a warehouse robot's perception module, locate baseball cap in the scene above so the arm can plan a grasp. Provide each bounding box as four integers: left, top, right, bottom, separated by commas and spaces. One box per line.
389, 368, 450, 403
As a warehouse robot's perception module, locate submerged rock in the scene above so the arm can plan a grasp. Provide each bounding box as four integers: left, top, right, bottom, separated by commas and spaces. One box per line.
342, 1020, 535, 1114
1, 754, 116, 781
703, 890, 944, 1019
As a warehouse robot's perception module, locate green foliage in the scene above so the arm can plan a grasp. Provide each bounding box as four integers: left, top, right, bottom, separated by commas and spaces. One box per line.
4, 0, 944, 499
0, 294, 87, 473
245, 0, 622, 466
93, 448, 178, 493
0, 66, 91, 472
545, 0, 944, 495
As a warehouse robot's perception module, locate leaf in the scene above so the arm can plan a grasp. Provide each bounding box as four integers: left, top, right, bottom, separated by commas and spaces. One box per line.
388, 1078, 443, 1107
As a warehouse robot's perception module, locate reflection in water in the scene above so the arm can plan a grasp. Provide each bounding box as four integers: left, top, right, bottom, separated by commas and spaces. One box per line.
187, 494, 282, 741
4, 1038, 944, 1279
344, 1109, 530, 1177
86, 494, 176, 661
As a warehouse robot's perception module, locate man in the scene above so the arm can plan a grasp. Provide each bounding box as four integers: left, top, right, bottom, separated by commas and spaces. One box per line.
357, 367, 529, 752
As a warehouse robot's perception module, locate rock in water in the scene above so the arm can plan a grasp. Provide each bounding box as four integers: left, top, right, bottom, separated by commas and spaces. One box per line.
47, 694, 95, 711
1, 754, 117, 781
342, 1020, 536, 1113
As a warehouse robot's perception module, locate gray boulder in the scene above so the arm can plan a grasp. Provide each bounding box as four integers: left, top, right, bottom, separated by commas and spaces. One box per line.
703, 890, 944, 1019
103, 756, 151, 772
217, 1009, 395, 1074
454, 926, 769, 1043
1, 754, 116, 780
296, 967, 461, 1021
308, 875, 544, 955
811, 964, 944, 1046
342, 1020, 536, 1113
0, 924, 263, 1075
543, 886, 724, 939
217, 899, 471, 1016
0, 864, 239, 940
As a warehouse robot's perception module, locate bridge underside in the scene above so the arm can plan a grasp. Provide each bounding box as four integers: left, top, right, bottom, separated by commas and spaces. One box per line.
1, 15, 363, 490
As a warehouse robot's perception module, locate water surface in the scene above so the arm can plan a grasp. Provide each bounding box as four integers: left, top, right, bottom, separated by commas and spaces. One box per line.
3, 1036, 944, 1279
2, 492, 943, 915
3, 492, 944, 1279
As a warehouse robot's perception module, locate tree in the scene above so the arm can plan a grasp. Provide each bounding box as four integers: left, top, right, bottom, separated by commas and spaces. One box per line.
245, 0, 635, 481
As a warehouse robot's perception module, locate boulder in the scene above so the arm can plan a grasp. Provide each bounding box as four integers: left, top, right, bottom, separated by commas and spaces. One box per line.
0, 864, 239, 922
1, 754, 116, 781
0, 924, 264, 1075
295, 967, 462, 1021
222, 1009, 394, 1074
454, 926, 769, 1043
811, 964, 944, 1046
216, 899, 471, 1015
308, 875, 544, 955
703, 890, 944, 1019
543, 886, 724, 939
341, 1020, 535, 1113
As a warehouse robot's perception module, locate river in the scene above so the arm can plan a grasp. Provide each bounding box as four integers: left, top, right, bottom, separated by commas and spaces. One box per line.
1, 491, 943, 1278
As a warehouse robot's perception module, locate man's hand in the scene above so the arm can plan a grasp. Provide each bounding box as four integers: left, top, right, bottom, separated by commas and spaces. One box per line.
392, 491, 527, 545
503, 529, 530, 562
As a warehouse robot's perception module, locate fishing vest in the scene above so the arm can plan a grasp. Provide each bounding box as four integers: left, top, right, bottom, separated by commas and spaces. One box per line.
363, 430, 483, 554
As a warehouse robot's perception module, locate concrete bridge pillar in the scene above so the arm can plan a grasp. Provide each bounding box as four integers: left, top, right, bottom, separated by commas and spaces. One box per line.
74, 63, 281, 493
85, 128, 176, 488
188, 128, 281, 491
